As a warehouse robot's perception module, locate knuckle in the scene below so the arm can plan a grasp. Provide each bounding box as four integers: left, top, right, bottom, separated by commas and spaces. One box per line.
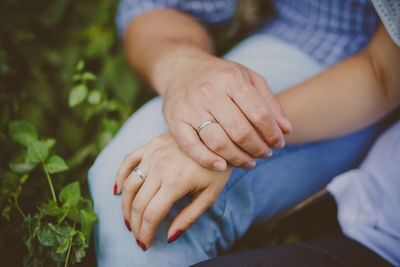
122, 178, 134, 192
253, 109, 270, 124
123, 153, 132, 164
207, 138, 225, 152
154, 154, 172, 169
131, 202, 142, 215
143, 209, 157, 224
267, 133, 282, 145
218, 67, 242, 81
164, 177, 181, 189
180, 137, 195, 152
197, 82, 215, 99
232, 127, 251, 143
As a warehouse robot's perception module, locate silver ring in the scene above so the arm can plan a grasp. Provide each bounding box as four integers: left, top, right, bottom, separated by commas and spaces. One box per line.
197, 120, 217, 134
134, 167, 146, 181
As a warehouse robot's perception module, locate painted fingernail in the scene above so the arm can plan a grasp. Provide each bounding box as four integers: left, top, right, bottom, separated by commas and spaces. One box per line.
136, 239, 141, 247
124, 219, 131, 231
262, 150, 273, 158
139, 242, 147, 251
212, 161, 226, 171
167, 230, 183, 244
114, 184, 118, 195
245, 158, 256, 169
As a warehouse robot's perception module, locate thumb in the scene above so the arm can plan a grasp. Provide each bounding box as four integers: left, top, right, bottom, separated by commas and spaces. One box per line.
167, 191, 216, 244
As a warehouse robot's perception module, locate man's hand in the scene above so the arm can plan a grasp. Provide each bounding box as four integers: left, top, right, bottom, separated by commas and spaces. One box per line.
161, 51, 292, 171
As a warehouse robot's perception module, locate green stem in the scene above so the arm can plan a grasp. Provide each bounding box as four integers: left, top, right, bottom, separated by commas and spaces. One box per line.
64, 222, 76, 267
14, 195, 26, 219
42, 162, 57, 202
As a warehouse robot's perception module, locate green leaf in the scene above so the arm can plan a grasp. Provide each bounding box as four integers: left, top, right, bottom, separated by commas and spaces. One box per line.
75, 60, 85, 72
38, 225, 57, 247
43, 138, 56, 149
56, 238, 70, 254
81, 71, 96, 81
2, 205, 11, 220
71, 231, 87, 264
9, 121, 38, 146
9, 160, 37, 173
79, 209, 97, 241
46, 155, 68, 174
38, 200, 68, 218
59, 182, 81, 208
69, 84, 88, 107
27, 140, 49, 163
20, 174, 29, 184
72, 73, 82, 81
87, 90, 102, 105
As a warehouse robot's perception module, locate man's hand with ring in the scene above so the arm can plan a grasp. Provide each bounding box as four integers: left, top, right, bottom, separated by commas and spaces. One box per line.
160, 51, 292, 171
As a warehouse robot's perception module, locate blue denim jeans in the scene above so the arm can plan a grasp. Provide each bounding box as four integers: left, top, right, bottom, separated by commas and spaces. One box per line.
88, 35, 382, 266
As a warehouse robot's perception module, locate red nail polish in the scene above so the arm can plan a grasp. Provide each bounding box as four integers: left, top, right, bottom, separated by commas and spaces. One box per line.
167, 230, 182, 244
136, 239, 141, 247
124, 219, 131, 231
139, 242, 147, 251
114, 184, 118, 195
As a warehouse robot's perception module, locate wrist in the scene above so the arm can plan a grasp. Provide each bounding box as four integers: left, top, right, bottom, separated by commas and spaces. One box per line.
151, 45, 214, 97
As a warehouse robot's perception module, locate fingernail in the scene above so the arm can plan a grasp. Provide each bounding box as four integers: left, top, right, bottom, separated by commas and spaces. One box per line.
212, 161, 226, 171
139, 242, 147, 251
167, 230, 183, 244
274, 138, 285, 149
262, 150, 273, 158
124, 219, 131, 231
136, 239, 141, 248
284, 117, 292, 131
114, 184, 118, 195
245, 158, 256, 169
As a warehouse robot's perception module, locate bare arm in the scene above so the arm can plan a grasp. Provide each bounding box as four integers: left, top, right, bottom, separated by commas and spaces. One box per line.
123, 9, 291, 170
124, 9, 213, 95
278, 25, 400, 144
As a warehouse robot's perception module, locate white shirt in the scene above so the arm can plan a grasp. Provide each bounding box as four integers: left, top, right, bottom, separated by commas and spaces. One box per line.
327, 120, 400, 266
372, 0, 400, 47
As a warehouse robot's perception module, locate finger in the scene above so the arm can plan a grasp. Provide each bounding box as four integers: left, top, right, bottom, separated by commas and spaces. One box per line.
231, 71, 285, 150
250, 71, 292, 135
116, 146, 146, 194
121, 164, 148, 230
197, 118, 257, 168
139, 185, 187, 248
131, 173, 161, 244
207, 96, 272, 158
167, 190, 216, 244
172, 121, 227, 171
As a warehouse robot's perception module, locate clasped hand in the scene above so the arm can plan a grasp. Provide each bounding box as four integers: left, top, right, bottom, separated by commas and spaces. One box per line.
162, 54, 291, 170
115, 132, 232, 250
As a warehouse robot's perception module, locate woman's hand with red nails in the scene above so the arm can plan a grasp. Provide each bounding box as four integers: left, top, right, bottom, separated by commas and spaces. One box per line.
115, 132, 232, 250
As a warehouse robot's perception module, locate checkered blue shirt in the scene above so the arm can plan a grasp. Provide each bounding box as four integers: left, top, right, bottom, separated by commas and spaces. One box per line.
117, 0, 379, 66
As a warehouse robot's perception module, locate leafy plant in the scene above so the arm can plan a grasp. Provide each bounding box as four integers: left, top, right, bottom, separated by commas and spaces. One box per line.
4, 120, 97, 266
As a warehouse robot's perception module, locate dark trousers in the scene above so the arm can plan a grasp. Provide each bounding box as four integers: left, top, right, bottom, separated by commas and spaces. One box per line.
193, 194, 393, 267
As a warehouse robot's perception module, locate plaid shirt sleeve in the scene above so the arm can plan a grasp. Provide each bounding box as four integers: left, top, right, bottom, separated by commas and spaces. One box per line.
371, 0, 400, 47
116, 0, 237, 37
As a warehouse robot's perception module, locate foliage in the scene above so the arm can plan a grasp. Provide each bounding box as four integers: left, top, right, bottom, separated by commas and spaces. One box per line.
3, 119, 96, 266
0, 0, 148, 266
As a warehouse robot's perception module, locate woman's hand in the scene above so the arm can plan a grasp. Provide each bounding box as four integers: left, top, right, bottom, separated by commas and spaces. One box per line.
160, 50, 291, 171
115, 132, 232, 250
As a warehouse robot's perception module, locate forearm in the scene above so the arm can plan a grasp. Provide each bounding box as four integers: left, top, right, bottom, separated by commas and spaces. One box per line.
278, 25, 400, 144
124, 9, 214, 96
